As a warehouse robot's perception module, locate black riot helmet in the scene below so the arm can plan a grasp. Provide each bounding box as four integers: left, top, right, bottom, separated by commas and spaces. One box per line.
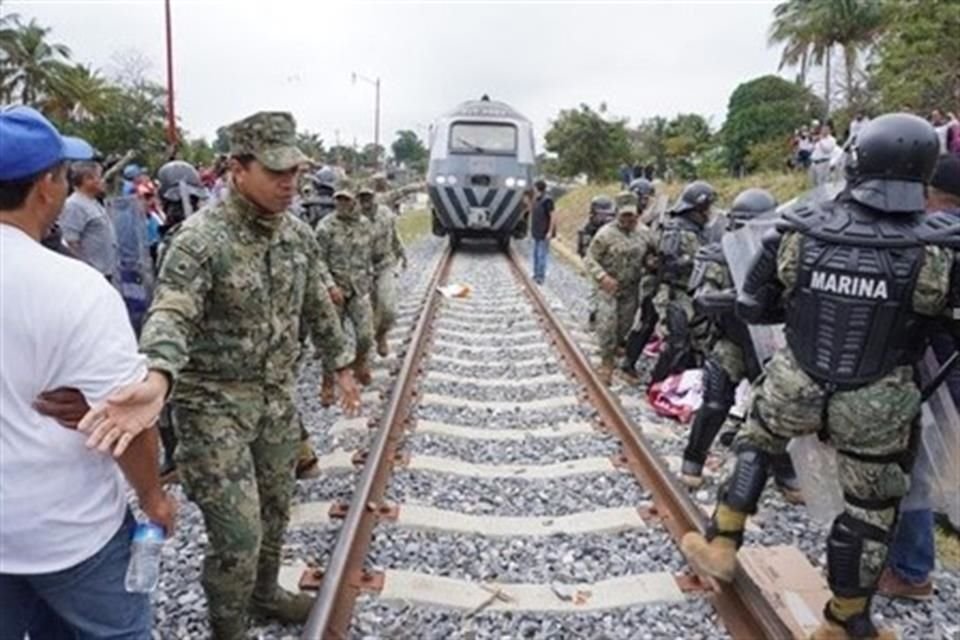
671, 180, 716, 215
314, 166, 337, 190
590, 195, 615, 216
729, 188, 777, 227
628, 178, 655, 198
845, 112, 939, 213
157, 160, 206, 203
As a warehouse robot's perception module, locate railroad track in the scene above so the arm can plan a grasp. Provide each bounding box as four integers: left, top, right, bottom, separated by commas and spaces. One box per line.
291, 241, 816, 640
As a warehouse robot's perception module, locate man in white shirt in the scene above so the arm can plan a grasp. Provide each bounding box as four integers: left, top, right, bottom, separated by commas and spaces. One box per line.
0, 106, 175, 639
810, 124, 838, 186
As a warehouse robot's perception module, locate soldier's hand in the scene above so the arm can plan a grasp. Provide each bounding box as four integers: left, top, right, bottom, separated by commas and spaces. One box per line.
77, 371, 169, 457
600, 274, 619, 294
400, 256, 408, 271
329, 286, 345, 306
140, 487, 178, 538
34, 386, 90, 429
335, 368, 362, 417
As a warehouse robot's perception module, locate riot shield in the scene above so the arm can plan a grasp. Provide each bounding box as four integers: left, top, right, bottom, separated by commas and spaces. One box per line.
640, 193, 669, 229
107, 195, 154, 334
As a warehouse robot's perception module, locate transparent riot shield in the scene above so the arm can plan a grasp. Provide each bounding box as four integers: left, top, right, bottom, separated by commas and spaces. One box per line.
107, 195, 154, 334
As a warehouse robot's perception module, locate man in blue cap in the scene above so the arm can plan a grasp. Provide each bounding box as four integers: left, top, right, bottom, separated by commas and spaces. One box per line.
0, 106, 175, 639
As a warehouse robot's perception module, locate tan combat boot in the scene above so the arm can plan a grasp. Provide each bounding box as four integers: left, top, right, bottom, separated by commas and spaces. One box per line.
376, 331, 390, 357
681, 531, 738, 583
809, 602, 899, 640
354, 352, 373, 386
320, 374, 336, 407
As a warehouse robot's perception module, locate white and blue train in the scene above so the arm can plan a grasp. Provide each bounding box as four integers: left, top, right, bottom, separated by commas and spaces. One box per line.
427, 96, 536, 247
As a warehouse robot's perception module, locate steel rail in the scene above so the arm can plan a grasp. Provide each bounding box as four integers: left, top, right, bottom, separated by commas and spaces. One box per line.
504, 245, 795, 640
302, 244, 453, 639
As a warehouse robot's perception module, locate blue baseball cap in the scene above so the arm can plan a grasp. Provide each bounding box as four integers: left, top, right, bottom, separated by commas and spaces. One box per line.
0, 106, 94, 181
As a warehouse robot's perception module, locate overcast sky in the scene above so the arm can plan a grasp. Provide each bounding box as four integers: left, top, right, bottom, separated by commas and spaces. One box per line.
9, 0, 788, 151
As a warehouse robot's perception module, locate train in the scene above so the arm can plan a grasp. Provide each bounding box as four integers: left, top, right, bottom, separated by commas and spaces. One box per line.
426, 95, 537, 248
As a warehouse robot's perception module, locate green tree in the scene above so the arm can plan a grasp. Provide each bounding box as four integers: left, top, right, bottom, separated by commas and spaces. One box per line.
631, 116, 668, 176
360, 143, 384, 169
1, 17, 71, 104
45, 64, 115, 121
871, 0, 960, 114
769, 0, 885, 113
297, 130, 325, 163
663, 113, 713, 180
391, 129, 427, 171
180, 137, 215, 167
544, 103, 631, 181
212, 126, 231, 154
723, 74, 822, 174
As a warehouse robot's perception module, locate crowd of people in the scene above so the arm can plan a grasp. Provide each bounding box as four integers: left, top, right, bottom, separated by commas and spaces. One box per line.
579, 113, 959, 640
0, 106, 412, 639
1, 102, 958, 640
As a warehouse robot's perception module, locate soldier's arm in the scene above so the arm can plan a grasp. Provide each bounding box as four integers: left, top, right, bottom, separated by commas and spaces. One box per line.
693, 260, 735, 316
382, 182, 425, 208
583, 232, 609, 283
736, 228, 790, 324
303, 235, 353, 370
391, 218, 407, 264
139, 229, 212, 382
314, 224, 336, 290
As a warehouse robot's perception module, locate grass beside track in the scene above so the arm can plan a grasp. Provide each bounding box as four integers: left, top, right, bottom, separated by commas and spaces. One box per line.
397, 208, 432, 245
552, 171, 809, 270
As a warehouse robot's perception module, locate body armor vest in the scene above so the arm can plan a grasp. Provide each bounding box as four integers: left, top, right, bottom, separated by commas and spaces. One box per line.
659, 214, 704, 286
782, 199, 930, 387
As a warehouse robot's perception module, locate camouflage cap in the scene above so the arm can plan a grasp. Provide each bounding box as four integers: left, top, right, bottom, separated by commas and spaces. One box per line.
357, 184, 376, 197
227, 111, 308, 171
615, 191, 639, 215
333, 189, 355, 200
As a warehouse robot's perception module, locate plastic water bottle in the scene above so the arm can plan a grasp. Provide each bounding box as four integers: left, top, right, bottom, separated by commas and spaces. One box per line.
125, 522, 165, 593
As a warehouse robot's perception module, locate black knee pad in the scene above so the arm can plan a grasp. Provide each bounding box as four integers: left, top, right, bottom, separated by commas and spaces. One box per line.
665, 301, 690, 345
826, 512, 890, 598
719, 445, 770, 514
702, 358, 735, 410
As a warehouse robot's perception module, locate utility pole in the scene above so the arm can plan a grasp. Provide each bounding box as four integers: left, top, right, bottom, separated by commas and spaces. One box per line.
164, 0, 177, 149
351, 72, 382, 168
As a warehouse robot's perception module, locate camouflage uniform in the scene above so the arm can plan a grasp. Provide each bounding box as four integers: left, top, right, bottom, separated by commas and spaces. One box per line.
583, 193, 657, 378
648, 213, 709, 383
139, 112, 351, 640
360, 193, 405, 346
316, 194, 375, 377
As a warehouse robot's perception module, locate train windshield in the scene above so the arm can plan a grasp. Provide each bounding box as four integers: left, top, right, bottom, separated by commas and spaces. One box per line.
449, 122, 517, 155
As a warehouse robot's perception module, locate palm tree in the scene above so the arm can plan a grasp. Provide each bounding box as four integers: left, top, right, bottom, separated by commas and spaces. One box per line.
769, 0, 886, 114
0, 4, 22, 102
2, 18, 71, 105
46, 64, 115, 120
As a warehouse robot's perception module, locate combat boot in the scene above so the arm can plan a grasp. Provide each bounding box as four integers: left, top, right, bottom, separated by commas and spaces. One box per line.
679, 471, 704, 490
353, 352, 373, 386
809, 604, 898, 640
681, 531, 738, 583
250, 587, 314, 625
376, 331, 390, 357
210, 615, 248, 640
320, 374, 336, 407
295, 440, 321, 480
618, 365, 642, 385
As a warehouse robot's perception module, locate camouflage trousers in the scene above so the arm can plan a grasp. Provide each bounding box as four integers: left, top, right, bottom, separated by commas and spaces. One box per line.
595, 288, 639, 363
710, 337, 747, 382
371, 264, 398, 339
734, 347, 919, 595
325, 292, 374, 373
173, 401, 300, 638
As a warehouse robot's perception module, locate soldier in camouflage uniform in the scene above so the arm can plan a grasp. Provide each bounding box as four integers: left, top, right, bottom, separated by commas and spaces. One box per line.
648, 181, 717, 387
316, 190, 376, 406
139, 111, 361, 640
678, 188, 801, 501
682, 114, 960, 640
357, 184, 406, 357
583, 192, 658, 385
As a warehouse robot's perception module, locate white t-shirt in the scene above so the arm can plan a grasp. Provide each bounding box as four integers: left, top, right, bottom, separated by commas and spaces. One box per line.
0, 224, 146, 574
811, 135, 837, 162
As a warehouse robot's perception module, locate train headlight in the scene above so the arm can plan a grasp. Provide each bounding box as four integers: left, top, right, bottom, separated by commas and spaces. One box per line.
516, 178, 527, 188
436, 175, 447, 185
505, 177, 517, 188
447, 175, 458, 185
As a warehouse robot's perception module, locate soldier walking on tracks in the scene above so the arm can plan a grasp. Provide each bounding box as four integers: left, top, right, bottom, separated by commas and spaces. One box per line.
138, 111, 361, 639
358, 184, 406, 357
317, 189, 376, 406
682, 114, 960, 640
583, 192, 657, 385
